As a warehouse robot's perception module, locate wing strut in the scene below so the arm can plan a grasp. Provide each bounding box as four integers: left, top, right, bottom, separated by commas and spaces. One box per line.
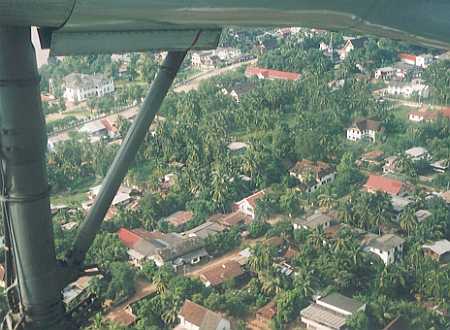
0, 25, 187, 329
0, 26, 69, 330
67, 50, 187, 266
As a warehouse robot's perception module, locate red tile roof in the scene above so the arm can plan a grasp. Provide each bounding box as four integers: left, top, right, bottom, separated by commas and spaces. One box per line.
409, 108, 438, 121
118, 228, 141, 249
365, 174, 404, 195
179, 300, 224, 328
100, 118, 118, 133
440, 107, 450, 118
245, 66, 301, 81
409, 107, 450, 121
218, 211, 250, 227
199, 260, 244, 286
399, 53, 417, 63
236, 190, 265, 209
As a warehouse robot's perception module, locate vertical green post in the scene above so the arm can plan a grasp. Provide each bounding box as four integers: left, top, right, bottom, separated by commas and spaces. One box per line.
0, 26, 67, 329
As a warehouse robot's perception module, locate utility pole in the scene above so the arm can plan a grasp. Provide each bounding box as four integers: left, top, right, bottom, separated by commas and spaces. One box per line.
0, 27, 68, 329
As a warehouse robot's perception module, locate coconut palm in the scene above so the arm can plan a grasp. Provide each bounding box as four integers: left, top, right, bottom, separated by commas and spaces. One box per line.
89, 313, 105, 330
399, 207, 418, 236
308, 226, 327, 249
248, 244, 273, 274
293, 268, 316, 297
260, 271, 283, 295
318, 193, 338, 210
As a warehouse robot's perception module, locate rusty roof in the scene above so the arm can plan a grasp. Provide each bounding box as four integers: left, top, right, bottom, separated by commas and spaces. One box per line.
199, 260, 244, 286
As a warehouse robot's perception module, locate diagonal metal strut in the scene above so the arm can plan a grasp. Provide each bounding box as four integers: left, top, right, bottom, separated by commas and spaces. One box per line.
68, 50, 187, 266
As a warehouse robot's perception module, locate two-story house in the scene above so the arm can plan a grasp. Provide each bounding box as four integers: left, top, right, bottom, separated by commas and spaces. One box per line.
346, 119, 382, 142
361, 233, 405, 265
118, 228, 208, 268
290, 160, 336, 193
233, 190, 265, 219
301, 292, 366, 330
63, 73, 114, 103
339, 37, 368, 60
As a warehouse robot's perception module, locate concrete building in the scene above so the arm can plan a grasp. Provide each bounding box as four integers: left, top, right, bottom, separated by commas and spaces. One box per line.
63, 73, 114, 102
362, 234, 405, 265
346, 119, 382, 142
301, 293, 366, 330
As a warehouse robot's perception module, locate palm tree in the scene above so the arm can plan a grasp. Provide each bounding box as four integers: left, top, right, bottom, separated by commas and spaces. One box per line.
260, 271, 283, 295
248, 244, 273, 275
308, 226, 326, 249
161, 300, 180, 325
399, 207, 418, 236
211, 161, 232, 212
153, 271, 169, 295
293, 269, 316, 297
397, 153, 418, 178
338, 201, 355, 226
318, 193, 337, 210
89, 312, 105, 330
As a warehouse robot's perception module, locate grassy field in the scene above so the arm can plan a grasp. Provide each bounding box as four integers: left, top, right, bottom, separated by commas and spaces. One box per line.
50, 176, 98, 206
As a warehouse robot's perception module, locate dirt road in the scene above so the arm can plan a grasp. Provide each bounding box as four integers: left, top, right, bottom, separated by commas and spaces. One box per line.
174, 59, 257, 93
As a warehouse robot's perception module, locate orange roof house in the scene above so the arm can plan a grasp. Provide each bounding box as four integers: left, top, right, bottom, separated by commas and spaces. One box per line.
245, 66, 301, 81
199, 260, 245, 287
365, 174, 406, 196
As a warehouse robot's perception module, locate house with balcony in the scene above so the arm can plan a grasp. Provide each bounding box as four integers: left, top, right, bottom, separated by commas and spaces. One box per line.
63, 73, 114, 103
346, 118, 382, 142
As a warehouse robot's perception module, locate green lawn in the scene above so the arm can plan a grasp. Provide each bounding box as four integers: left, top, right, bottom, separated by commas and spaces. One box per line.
50, 176, 99, 206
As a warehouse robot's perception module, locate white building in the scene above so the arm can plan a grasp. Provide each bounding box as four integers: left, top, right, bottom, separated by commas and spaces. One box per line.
175, 300, 231, 330
63, 73, 114, 103
227, 141, 249, 152
339, 37, 368, 60
233, 190, 265, 219
405, 147, 430, 161
416, 54, 434, 68
362, 234, 405, 265
374, 67, 395, 80
386, 79, 430, 98
346, 119, 382, 142
301, 293, 366, 330
191, 47, 241, 70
